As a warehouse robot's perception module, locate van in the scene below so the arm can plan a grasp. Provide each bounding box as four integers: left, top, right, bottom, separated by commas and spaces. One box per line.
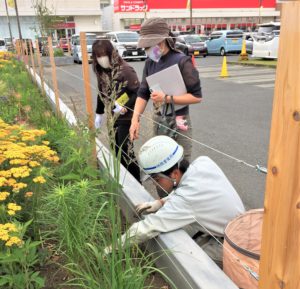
206, 30, 243, 56
105, 31, 147, 60
72, 33, 96, 63
0, 38, 7, 52
252, 22, 280, 59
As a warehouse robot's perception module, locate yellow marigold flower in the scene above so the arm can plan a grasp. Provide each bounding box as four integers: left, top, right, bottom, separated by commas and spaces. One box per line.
33, 176, 46, 184
9, 159, 29, 165
52, 156, 60, 163
5, 236, 23, 247
0, 177, 7, 187
0, 170, 11, 178
29, 161, 40, 167
7, 210, 15, 216
0, 192, 10, 201
7, 203, 22, 211
0, 231, 9, 241
12, 182, 27, 191
42, 141, 49, 145
3, 223, 17, 232
6, 178, 16, 186
10, 166, 31, 178
25, 191, 33, 198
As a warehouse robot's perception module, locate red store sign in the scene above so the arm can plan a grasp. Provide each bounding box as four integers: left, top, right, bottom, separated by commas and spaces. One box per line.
114, 0, 275, 12
54, 22, 75, 29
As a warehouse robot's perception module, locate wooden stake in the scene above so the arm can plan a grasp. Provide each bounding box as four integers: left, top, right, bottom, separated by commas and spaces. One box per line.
80, 32, 97, 161
35, 39, 45, 96
29, 41, 36, 83
48, 36, 61, 116
259, 2, 300, 289
23, 40, 29, 66
15, 40, 20, 57
80, 32, 94, 130
68, 38, 71, 55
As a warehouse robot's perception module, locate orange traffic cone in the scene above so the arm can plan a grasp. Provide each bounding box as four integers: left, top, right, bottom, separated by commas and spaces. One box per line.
239, 39, 248, 61
220, 56, 229, 78
191, 54, 196, 67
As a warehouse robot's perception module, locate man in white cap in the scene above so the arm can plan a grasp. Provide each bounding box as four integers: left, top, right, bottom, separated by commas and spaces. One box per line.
106, 135, 245, 267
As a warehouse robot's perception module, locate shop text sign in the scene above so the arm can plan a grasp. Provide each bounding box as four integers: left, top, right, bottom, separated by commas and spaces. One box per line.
114, 0, 149, 12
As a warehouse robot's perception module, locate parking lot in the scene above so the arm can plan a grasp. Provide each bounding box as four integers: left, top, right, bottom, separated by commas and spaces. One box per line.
43, 54, 275, 209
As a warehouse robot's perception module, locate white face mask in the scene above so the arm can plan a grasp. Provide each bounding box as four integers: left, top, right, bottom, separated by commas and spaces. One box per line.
97, 56, 111, 69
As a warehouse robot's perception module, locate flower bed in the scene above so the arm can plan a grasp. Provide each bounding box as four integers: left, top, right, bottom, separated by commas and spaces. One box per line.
0, 53, 168, 288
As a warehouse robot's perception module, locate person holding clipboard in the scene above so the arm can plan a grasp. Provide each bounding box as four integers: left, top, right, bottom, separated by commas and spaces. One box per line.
92, 40, 141, 182
129, 18, 202, 162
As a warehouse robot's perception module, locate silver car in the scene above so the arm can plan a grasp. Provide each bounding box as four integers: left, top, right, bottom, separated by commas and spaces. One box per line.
106, 31, 146, 61
72, 33, 96, 64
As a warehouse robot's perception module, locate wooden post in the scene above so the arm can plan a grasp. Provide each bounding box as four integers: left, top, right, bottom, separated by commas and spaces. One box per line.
23, 40, 29, 66
67, 38, 71, 55
29, 41, 36, 83
48, 36, 61, 116
35, 39, 45, 96
20, 40, 25, 63
15, 40, 19, 56
80, 32, 94, 130
80, 32, 97, 161
259, 2, 300, 289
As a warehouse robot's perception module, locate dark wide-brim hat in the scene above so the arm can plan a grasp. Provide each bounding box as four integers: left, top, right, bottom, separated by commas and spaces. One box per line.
138, 18, 171, 48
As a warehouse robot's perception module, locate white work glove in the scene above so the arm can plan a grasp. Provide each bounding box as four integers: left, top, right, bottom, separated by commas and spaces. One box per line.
94, 113, 104, 129
112, 102, 126, 115
103, 244, 112, 256
136, 200, 163, 215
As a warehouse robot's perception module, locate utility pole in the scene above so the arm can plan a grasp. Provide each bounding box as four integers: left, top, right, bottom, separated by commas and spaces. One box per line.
189, 0, 193, 33
4, 0, 13, 43
143, 0, 147, 21
258, 0, 263, 24
13, 0, 22, 40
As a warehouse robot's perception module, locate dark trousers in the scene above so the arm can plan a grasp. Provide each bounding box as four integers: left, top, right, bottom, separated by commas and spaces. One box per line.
115, 124, 140, 182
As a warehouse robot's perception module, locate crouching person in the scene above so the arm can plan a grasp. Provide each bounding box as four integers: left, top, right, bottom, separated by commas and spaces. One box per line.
105, 136, 245, 268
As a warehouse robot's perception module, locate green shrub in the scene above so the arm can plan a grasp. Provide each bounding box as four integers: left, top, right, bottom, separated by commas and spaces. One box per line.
53, 48, 64, 57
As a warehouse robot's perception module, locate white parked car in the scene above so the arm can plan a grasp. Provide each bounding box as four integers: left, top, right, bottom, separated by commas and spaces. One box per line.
105, 31, 147, 61
252, 22, 280, 59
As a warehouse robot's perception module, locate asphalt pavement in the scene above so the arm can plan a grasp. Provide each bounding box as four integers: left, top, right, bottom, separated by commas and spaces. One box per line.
43, 54, 276, 209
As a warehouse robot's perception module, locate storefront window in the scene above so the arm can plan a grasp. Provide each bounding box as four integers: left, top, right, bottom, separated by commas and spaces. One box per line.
66, 16, 74, 22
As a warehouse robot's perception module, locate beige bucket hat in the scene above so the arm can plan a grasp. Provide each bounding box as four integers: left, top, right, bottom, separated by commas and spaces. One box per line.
138, 18, 173, 49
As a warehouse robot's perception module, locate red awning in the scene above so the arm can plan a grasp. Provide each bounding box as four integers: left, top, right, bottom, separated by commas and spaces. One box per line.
129, 24, 141, 31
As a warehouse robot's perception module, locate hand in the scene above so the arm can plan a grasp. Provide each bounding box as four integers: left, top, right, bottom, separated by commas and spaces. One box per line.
150, 91, 165, 104
95, 114, 104, 129
103, 244, 112, 256
136, 200, 163, 215
113, 102, 127, 115
129, 119, 140, 141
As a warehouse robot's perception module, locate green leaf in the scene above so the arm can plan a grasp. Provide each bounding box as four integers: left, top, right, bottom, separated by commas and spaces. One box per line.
59, 173, 81, 181
0, 277, 9, 286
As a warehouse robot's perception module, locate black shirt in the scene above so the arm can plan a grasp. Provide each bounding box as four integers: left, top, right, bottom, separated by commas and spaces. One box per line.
96, 62, 140, 124
137, 50, 202, 116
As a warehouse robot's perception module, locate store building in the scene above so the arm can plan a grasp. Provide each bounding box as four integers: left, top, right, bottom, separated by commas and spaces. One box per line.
0, 0, 102, 42
113, 0, 280, 33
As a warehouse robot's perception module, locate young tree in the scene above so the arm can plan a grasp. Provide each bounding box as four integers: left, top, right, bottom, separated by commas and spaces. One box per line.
31, 0, 63, 37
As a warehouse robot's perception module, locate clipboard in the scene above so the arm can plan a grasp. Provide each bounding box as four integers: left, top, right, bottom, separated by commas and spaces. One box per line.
146, 64, 187, 112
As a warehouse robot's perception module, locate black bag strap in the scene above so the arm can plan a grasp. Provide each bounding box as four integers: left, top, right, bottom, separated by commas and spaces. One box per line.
162, 95, 175, 117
